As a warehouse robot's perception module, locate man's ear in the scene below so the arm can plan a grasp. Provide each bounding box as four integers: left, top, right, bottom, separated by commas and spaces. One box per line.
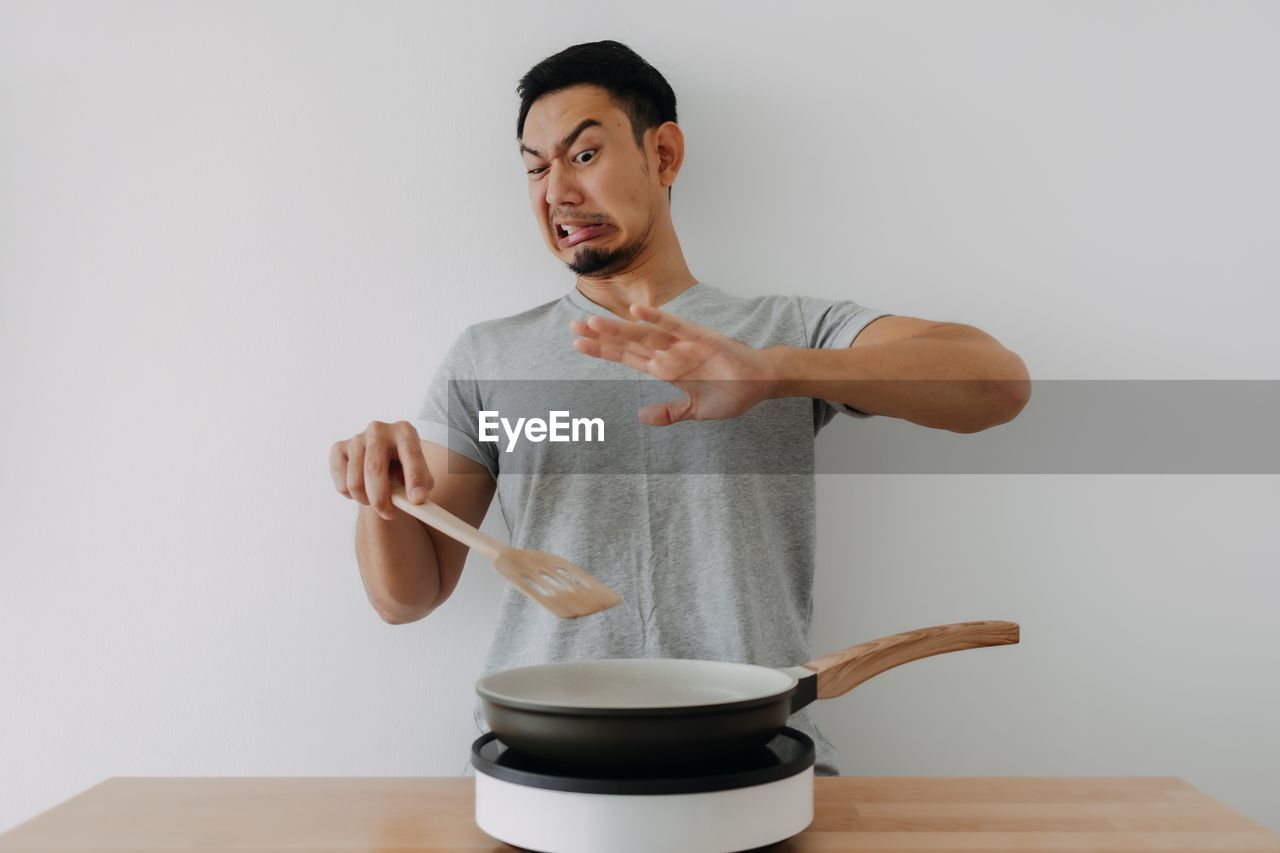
652, 121, 684, 190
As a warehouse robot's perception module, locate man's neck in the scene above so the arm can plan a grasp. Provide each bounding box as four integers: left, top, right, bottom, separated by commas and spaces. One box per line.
575, 276, 698, 320
570, 206, 703, 318
573, 253, 698, 320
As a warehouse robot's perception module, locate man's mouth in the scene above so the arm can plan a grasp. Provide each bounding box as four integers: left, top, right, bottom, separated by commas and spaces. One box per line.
555, 222, 612, 248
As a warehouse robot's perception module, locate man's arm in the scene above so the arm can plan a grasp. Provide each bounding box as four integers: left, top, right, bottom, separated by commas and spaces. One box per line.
355, 440, 496, 623
569, 306, 1030, 433
763, 315, 1031, 433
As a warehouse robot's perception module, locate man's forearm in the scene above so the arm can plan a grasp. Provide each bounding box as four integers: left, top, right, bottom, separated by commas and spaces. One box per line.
355, 506, 442, 623
762, 325, 1031, 433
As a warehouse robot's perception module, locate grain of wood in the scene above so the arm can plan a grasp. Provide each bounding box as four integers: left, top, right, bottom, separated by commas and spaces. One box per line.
1, 776, 1275, 851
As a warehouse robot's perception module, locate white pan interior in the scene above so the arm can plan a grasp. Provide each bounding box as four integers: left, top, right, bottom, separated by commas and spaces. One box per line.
477, 658, 797, 709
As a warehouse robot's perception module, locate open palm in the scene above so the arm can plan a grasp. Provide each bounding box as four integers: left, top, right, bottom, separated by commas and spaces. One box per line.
570, 303, 775, 426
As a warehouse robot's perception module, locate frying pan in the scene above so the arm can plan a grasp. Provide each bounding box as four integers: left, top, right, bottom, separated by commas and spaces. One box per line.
476, 620, 1019, 769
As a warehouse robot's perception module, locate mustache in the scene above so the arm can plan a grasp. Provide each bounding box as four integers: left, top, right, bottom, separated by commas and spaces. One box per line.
550, 212, 611, 225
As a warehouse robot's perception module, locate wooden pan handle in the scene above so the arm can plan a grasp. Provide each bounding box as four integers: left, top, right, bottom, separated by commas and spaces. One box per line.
802, 620, 1020, 699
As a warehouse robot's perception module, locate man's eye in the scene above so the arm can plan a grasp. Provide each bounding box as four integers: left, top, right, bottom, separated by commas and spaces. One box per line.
574, 149, 596, 164
526, 166, 547, 177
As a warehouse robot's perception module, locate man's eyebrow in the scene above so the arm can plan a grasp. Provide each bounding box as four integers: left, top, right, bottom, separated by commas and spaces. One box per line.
519, 118, 603, 159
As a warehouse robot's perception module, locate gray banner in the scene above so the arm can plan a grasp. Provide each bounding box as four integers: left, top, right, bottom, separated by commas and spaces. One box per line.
443, 380, 1280, 474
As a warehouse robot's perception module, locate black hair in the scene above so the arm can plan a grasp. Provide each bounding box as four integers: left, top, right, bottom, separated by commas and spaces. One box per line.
516, 40, 678, 150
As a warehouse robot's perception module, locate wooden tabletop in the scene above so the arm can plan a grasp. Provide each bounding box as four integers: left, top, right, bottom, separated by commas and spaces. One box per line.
2, 777, 1277, 851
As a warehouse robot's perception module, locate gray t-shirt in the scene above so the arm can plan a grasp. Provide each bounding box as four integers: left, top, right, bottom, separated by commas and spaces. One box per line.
416, 281, 890, 776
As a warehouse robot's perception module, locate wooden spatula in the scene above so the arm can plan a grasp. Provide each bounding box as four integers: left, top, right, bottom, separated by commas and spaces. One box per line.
389, 481, 621, 619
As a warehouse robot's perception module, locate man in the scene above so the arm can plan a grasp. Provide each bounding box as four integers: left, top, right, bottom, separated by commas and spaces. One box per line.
332, 40, 1030, 776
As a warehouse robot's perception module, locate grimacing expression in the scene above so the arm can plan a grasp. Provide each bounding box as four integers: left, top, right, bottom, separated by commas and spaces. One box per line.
520, 85, 660, 277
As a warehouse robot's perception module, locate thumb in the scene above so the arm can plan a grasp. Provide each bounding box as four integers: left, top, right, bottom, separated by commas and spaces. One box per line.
639, 396, 695, 426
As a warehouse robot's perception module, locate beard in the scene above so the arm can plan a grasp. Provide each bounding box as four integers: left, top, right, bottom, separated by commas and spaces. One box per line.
564, 217, 652, 278
566, 238, 645, 277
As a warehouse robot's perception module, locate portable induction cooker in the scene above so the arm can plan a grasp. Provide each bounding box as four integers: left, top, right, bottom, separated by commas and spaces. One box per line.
471, 727, 815, 853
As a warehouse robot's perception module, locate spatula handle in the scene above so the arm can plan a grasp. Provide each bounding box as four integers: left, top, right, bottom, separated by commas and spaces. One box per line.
389, 481, 504, 560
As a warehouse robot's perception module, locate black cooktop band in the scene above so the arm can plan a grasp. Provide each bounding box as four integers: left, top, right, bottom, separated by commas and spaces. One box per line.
470, 726, 815, 795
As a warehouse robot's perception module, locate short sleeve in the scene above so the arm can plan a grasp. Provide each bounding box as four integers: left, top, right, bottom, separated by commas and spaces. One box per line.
415, 328, 499, 479
795, 295, 893, 421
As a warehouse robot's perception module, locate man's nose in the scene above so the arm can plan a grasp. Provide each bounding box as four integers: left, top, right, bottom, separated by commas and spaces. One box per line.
544, 163, 583, 207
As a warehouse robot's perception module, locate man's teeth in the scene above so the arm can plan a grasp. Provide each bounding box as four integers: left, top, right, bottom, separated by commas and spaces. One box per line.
560, 224, 605, 236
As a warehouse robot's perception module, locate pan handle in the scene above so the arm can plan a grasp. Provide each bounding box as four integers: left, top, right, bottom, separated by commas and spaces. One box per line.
786, 620, 1019, 710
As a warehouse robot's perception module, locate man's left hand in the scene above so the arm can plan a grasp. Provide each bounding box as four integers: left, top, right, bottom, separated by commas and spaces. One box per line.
570, 305, 776, 426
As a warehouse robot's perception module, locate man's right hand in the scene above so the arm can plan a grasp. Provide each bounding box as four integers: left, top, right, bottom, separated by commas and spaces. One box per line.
330, 421, 434, 521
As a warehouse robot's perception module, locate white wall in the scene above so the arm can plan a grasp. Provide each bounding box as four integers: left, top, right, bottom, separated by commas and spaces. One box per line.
3, 0, 1277, 834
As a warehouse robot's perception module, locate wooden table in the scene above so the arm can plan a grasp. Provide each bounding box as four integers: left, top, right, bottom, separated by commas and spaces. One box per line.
2, 777, 1277, 851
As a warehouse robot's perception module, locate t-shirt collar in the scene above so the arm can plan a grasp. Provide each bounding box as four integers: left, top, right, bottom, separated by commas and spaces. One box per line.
566, 280, 705, 319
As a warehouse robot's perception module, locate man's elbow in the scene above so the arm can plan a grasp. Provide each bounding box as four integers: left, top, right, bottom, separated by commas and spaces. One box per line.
993, 362, 1032, 425
375, 600, 434, 625
956, 353, 1031, 433
1001, 350, 1032, 417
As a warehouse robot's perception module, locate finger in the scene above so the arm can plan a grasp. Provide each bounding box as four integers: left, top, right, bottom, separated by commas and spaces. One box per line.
361, 429, 397, 521
573, 337, 658, 374
587, 314, 677, 350
573, 336, 601, 357
629, 304, 702, 342
346, 437, 373, 510
330, 441, 352, 498
576, 327, 657, 361
625, 340, 657, 360
644, 348, 689, 383
394, 423, 434, 503
568, 318, 600, 340
618, 347, 657, 373
581, 320, 660, 356
638, 396, 694, 426
574, 336, 647, 368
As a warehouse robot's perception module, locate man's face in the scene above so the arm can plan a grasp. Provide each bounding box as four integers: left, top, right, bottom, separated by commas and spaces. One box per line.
520, 85, 659, 277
